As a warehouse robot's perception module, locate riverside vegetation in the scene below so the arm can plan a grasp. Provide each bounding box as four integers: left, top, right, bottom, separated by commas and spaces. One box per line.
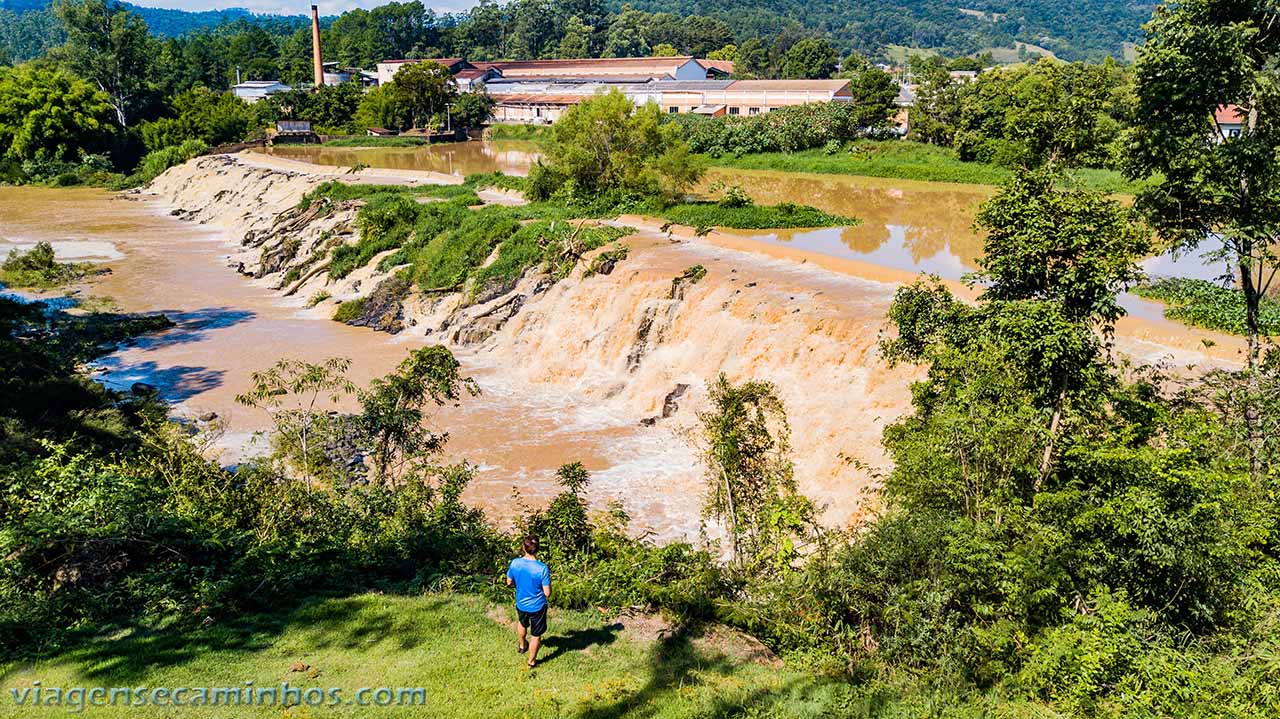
5, 145, 1280, 717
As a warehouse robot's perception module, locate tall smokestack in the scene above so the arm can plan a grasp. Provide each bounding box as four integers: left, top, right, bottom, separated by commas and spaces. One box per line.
311, 5, 324, 88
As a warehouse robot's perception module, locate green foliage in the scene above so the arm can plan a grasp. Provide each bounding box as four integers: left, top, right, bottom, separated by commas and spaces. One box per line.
52, 0, 152, 128
0, 241, 86, 288
328, 193, 422, 279
670, 101, 896, 157
388, 60, 458, 131
331, 298, 366, 323
359, 345, 478, 483
306, 290, 330, 307
139, 85, 254, 152
780, 38, 839, 79
654, 199, 857, 229
1134, 278, 1280, 337
322, 136, 427, 147
699, 375, 816, 576
254, 82, 364, 134
450, 90, 495, 129
711, 139, 1149, 192
972, 167, 1151, 329
117, 138, 207, 188
0, 62, 115, 164
1128, 0, 1280, 374
527, 91, 705, 203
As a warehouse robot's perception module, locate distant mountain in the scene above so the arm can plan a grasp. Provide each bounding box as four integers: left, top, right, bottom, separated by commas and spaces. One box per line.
616, 0, 1153, 61
0, 0, 311, 38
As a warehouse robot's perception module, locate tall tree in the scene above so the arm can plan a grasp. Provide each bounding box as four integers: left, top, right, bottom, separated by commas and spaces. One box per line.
1127, 0, 1280, 478
388, 60, 456, 130
52, 0, 153, 128
0, 63, 115, 162
780, 37, 838, 79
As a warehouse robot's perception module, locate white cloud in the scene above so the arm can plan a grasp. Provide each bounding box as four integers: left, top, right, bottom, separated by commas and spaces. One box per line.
127, 0, 480, 17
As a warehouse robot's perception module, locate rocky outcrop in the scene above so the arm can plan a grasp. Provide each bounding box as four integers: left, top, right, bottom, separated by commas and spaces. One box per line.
344, 275, 411, 334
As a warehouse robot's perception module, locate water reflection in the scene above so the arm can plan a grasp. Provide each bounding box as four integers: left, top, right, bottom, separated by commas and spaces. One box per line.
259, 140, 539, 177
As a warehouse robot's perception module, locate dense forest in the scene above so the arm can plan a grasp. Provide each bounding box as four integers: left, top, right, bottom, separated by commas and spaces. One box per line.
0, 0, 1147, 67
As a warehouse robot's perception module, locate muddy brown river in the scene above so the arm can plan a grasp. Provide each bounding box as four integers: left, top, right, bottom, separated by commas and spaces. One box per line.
0, 143, 1238, 540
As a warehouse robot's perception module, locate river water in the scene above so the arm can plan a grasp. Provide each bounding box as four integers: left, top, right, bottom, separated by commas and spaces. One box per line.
0, 142, 1235, 540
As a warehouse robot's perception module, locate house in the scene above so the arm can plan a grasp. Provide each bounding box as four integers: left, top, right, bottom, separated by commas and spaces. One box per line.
697, 59, 735, 78
233, 80, 291, 102
366, 127, 397, 137
454, 66, 502, 92
375, 58, 472, 86
1215, 104, 1244, 140
476, 56, 711, 82
487, 78, 858, 124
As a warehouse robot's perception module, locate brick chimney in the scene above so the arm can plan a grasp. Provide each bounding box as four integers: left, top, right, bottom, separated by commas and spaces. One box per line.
311, 5, 324, 88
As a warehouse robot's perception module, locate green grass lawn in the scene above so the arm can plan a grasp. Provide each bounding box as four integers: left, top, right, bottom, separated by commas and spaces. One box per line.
0, 594, 847, 718
708, 141, 1150, 195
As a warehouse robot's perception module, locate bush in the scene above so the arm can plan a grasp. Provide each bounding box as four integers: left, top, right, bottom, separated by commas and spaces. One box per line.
117, 139, 208, 188
0, 241, 84, 288
1134, 277, 1280, 336
332, 298, 366, 323
667, 101, 880, 156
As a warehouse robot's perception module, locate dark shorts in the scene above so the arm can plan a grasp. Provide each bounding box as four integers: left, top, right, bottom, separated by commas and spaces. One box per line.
517, 606, 548, 637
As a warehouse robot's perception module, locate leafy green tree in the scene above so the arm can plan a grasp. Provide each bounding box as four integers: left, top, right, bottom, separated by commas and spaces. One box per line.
556, 15, 593, 58
1127, 0, 1280, 478
450, 91, 494, 129
956, 58, 1132, 168
389, 60, 457, 130
0, 63, 115, 163
52, 0, 153, 128
603, 4, 650, 58
234, 357, 356, 487
735, 37, 770, 78
358, 345, 476, 485
971, 168, 1150, 481
355, 84, 409, 132
140, 85, 253, 151
699, 375, 814, 574
652, 42, 679, 57
526, 90, 703, 202
707, 44, 737, 62
780, 38, 838, 79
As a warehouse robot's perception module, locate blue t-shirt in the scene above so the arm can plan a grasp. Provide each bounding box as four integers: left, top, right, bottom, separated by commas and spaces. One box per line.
506, 557, 550, 612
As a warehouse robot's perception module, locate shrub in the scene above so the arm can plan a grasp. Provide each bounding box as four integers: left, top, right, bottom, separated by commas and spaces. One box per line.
1133, 277, 1280, 336
0, 242, 83, 288
332, 298, 366, 323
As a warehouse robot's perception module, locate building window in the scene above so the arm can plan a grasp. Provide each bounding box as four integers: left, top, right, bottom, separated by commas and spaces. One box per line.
728, 106, 740, 115
668, 106, 678, 113
1229, 128, 1242, 138
748, 107, 760, 115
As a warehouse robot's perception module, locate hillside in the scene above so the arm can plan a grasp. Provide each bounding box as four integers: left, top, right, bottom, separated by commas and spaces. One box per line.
618, 0, 1152, 61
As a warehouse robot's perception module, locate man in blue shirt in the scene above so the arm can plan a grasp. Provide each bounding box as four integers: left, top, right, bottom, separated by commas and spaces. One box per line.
505, 535, 551, 668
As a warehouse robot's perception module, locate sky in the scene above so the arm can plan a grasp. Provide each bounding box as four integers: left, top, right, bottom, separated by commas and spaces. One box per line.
127, 0, 479, 16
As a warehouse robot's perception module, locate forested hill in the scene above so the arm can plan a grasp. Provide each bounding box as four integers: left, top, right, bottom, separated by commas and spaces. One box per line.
0, 0, 311, 38
617, 0, 1152, 60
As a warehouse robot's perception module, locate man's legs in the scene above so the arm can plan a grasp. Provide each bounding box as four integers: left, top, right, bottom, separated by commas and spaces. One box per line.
516, 617, 528, 652
526, 607, 546, 666
527, 635, 541, 665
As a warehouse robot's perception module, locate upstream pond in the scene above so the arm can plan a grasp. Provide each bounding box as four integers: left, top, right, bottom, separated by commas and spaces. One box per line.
260, 142, 1226, 293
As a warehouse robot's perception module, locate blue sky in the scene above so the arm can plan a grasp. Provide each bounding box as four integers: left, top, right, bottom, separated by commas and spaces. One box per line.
128, 0, 479, 16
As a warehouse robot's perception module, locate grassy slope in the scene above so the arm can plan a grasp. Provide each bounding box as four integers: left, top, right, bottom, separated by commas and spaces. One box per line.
710, 142, 1147, 194
0, 594, 840, 718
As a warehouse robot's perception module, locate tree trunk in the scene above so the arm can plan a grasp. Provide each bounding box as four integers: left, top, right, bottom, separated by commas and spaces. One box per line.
1240, 256, 1264, 482
1035, 385, 1066, 493
720, 466, 740, 568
